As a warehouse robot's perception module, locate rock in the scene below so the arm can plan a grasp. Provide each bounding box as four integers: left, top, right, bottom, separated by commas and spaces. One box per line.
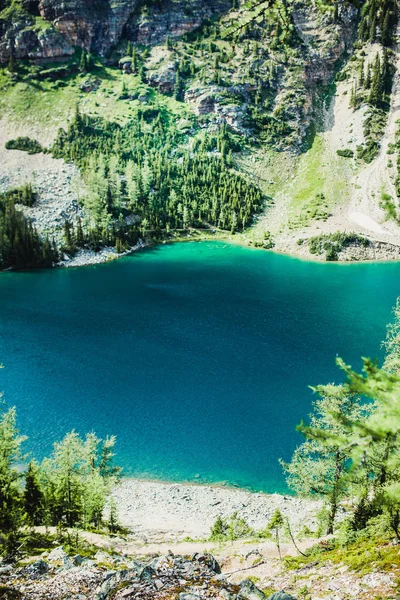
139, 565, 156, 581
79, 76, 101, 92
25, 559, 49, 579
179, 594, 201, 600
48, 546, 68, 563
119, 57, 133, 73
194, 552, 221, 574
125, 0, 232, 46
96, 568, 141, 600
0, 564, 13, 575
237, 579, 266, 600
147, 62, 177, 94
218, 590, 236, 600
94, 550, 113, 564
72, 554, 84, 566
269, 593, 298, 600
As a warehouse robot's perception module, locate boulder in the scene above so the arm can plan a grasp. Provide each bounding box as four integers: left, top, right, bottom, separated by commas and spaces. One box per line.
268, 593, 298, 600
237, 579, 266, 600
47, 546, 68, 563
0, 564, 13, 575
25, 559, 49, 579
96, 568, 141, 600
193, 552, 221, 574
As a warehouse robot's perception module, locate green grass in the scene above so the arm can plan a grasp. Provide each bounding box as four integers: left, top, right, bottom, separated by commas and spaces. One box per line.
0, 60, 194, 143
285, 135, 353, 230
0, 67, 80, 137
284, 536, 400, 577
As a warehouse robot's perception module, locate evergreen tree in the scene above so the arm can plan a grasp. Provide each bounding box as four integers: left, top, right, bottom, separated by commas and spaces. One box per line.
369, 53, 383, 106
268, 509, 284, 560
0, 406, 26, 557
40, 431, 121, 528
7, 53, 15, 74
174, 70, 184, 101
24, 461, 44, 527
282, 386, 366, 534
79, 51, 87, 73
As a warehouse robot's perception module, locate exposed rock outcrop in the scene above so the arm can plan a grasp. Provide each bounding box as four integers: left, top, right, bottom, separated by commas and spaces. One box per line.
125, 0, 232, 46
0, 551, 292, 600
38, 0, 140, 54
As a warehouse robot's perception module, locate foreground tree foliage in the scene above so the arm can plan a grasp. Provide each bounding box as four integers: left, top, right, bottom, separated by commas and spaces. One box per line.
0, 387, 122, 559
285, 299, 400, 539
282, 388, 368, 534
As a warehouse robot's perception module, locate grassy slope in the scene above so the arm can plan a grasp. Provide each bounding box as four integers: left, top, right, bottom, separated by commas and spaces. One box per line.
0, 61, 192, 143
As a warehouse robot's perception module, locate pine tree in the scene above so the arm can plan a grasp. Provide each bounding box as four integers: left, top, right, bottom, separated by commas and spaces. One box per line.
79, 51, 87, 73
7, 53, 15, 74
63, 220, 75, 253
268, 509, 284, 560
24, 461, 44, 527
174, 70, 183, 101
0, 406, 26, 557
76, 217, 84, 247
108, 498, 120, 533
369, 53, 382, 106
132, 47, 138, 72
282, 386, 366, 534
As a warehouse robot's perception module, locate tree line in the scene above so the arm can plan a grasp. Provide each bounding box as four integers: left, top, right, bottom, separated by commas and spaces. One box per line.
0, 189, 58, 271
0, 397, 121, 559
52, 108, 265, 251
358, 0, 398, 47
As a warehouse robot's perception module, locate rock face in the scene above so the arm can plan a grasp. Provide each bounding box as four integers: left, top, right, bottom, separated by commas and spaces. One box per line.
125, 0, 232, 46
0, 10, 74, 62
38, 0, 140, 54
1, 0, 232, 60
0, 551, 293, 600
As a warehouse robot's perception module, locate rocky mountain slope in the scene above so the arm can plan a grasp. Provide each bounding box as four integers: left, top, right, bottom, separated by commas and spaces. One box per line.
1, 0, 400, 265
1, 531, 398, 600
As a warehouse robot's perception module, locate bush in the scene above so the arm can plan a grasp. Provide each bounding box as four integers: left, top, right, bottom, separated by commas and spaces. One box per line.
335, 71, 348, 82
209, 513, 254, 541
337, 149, 354, 158
5, 137, 43, 154
308, 232, 370, 261
356, 140, 379, 163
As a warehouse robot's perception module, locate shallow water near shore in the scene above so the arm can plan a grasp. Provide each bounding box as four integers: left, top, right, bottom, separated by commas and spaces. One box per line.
1, 241, 400, 492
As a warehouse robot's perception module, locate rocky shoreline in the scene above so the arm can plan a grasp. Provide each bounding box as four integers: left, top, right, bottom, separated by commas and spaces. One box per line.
58, 240, 147, 268
111, 479, 321, 543
53, 234, 400, 272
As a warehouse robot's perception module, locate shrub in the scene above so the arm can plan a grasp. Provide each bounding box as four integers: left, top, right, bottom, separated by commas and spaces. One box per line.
308, 232, 370, 261
5, 137, 43, 154
209, 512, 254, 541
337, 149, 354, 158
356, 140, 379, 163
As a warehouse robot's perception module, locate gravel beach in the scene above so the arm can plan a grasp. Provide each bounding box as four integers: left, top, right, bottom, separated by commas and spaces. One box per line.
112, 479, 321, 542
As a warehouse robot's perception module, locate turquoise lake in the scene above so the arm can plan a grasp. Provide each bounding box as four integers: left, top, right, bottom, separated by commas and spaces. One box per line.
1, 241, 400, 492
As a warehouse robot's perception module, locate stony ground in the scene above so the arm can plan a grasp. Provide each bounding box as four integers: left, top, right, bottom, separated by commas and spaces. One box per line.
1, 537, 398, 600
112, 480, 321, 543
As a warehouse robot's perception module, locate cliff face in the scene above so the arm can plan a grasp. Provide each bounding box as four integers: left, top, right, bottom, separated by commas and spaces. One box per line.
0, 0, 359, 154
0, 0, 232, 61
38, 0, 140, 54
125, 0, 232, 46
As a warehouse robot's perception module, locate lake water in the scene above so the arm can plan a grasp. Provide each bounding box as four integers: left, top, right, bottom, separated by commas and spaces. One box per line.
0, 241, 399, 492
